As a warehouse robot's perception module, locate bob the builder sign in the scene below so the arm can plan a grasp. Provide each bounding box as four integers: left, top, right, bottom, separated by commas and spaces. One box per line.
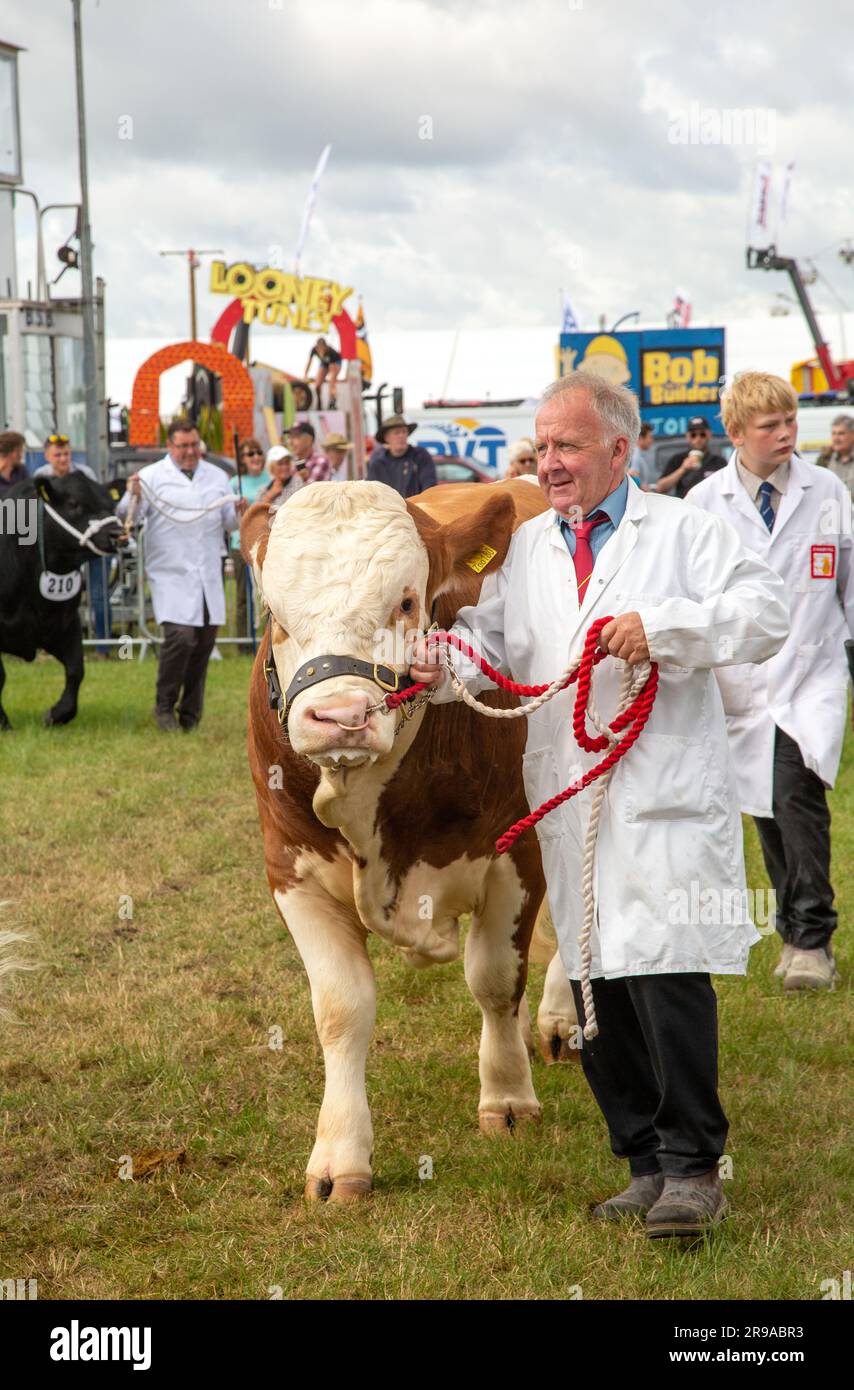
557, 326, 726, 437
210, 259, 353, 332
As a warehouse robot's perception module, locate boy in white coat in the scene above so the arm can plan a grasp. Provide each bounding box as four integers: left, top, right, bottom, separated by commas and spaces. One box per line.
689, 372, 854, 991
410, 372, 788, 1236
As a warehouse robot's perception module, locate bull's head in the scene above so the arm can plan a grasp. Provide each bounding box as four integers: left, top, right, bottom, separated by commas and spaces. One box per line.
241, 482, 515, 769
31, 473, 126, 559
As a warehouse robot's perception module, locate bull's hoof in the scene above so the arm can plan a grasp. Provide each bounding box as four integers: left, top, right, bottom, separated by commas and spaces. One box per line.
327, 1174, 372, 1204
478, 1105, 542, 1136
304, 1174, 334, 1201
43, 708, 73, 727
538, 1030, 583, 1065
304, 1172, 372, 1203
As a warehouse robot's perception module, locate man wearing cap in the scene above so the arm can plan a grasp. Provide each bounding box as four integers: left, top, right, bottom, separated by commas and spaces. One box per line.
321, 431, 354, 481
656, 418, 727, 498
288, 421, 331, 482
367, 414, 437, 498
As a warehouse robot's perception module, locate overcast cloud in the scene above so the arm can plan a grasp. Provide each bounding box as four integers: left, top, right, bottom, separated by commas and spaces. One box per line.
3, 0, 853, 373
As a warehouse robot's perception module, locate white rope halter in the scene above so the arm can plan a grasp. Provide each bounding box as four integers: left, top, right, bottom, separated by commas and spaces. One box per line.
42, 501, 120, 557
134, 478, 236, 524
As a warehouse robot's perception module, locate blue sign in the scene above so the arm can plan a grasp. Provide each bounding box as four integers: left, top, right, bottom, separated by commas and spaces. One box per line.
557, 327, 726, 437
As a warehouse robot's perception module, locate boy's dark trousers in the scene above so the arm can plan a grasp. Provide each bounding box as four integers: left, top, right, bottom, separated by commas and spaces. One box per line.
570, 973, 727, 1177
753, 725, 837, 952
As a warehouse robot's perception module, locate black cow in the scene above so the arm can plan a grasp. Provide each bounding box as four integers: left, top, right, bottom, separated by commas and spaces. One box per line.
0, 471, 125, 728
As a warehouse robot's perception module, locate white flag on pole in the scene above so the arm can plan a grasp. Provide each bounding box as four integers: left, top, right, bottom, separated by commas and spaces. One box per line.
748, 160, 773, 249
294, 143, 332, 279
778, 160, 795, 231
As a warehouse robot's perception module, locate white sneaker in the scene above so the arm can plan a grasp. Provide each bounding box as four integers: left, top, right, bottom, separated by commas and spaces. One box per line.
773, 942, 795, 978
784, 947, 839, 992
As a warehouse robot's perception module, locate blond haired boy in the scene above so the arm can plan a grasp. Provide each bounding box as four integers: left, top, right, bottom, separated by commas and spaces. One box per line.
689, 372, 854, 990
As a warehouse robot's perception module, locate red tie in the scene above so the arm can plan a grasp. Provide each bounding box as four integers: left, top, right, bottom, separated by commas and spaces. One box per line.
571, 511, 610, 600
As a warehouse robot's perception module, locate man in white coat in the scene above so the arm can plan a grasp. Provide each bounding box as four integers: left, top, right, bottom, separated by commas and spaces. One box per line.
689, 371, 854, 991
117, 418, 245, 731
410, 371, 788, 1237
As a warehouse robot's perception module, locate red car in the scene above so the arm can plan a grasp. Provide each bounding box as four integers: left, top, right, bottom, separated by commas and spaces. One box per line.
432, 455, 493, 485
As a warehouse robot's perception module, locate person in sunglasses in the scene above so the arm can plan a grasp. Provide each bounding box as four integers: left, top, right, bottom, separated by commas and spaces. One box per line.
655, 417, 726, 498
229, 438, 276, 643
34, 433, 97, 482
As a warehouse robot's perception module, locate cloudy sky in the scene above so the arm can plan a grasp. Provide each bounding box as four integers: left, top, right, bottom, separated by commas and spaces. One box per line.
4, 0, 854, 381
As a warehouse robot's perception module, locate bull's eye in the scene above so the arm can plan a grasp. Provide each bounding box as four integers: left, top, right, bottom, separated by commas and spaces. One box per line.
400, 597, 414, 614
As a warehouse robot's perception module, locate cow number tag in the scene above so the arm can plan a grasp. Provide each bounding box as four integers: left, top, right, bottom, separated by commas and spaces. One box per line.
810, 544, 836, 580
39, 569, 83, 601
464, 543, 498, 573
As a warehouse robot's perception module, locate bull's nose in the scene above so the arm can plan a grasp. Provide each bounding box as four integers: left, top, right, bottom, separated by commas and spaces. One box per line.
305, 691, 373, 731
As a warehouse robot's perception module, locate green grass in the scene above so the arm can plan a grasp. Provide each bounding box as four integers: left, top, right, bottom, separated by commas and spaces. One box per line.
0, 653, 851, 1300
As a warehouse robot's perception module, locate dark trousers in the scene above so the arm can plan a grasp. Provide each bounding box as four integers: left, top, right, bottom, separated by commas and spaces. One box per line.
156, 599, 217, 728
570, 973, 727, 1178
753, 726, 837, 953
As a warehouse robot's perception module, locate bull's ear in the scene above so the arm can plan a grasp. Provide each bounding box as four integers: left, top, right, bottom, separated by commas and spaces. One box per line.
407, 491, 516, 601
240, 500, 271, 564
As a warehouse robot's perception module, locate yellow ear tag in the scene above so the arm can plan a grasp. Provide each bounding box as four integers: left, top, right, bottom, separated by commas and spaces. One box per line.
109, 488, 120, 500
464, 543, 498, 573
38, 485, 49, 501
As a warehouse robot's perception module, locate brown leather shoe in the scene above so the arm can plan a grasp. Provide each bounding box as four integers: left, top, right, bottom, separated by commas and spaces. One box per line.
591, 1172, 664, 1220
645, 1169, 727, 1238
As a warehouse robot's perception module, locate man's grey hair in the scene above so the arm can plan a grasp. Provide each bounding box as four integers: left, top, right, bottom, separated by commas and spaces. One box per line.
538, 371, 641, 455
832, 414, 854, 432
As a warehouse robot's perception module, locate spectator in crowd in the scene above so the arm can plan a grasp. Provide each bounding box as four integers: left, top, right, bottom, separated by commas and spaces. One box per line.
34, 432, 96, 482
35, 432, 109, 656
288, 421, 331, 481
304, 337, 343, 406
655, 417, 726, 497
321, 431, 354, 481
229, 438, 273, 642
689, 371, 854, 993
0, 431, 27, 495
506, 437, 538, 478
117, 417, 246, 732
628, 422, 656, 489
265, 444, 305, 514
367, 414, 437, 498
817, 415, 854, 492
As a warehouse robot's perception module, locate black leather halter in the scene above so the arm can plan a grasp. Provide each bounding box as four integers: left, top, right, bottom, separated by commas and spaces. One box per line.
264, 624, 416, 731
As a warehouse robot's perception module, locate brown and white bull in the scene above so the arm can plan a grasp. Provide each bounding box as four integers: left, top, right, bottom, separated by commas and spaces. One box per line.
242, 478, 577, 1202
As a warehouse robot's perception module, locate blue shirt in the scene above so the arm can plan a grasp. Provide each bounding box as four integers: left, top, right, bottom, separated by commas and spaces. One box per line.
558, 475, 630, 562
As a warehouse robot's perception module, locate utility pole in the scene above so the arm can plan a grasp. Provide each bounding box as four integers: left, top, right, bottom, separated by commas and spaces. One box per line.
71, 0, 100, 478
159, 248, 223, 341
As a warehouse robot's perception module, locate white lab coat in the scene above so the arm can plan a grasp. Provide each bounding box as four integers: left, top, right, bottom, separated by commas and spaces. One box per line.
688, 453, 854, 816
438, 483, 789, 980
117, 456, 240, 626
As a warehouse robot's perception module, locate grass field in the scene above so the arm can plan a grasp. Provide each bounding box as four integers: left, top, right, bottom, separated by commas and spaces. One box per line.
0, 651, 851, 1301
